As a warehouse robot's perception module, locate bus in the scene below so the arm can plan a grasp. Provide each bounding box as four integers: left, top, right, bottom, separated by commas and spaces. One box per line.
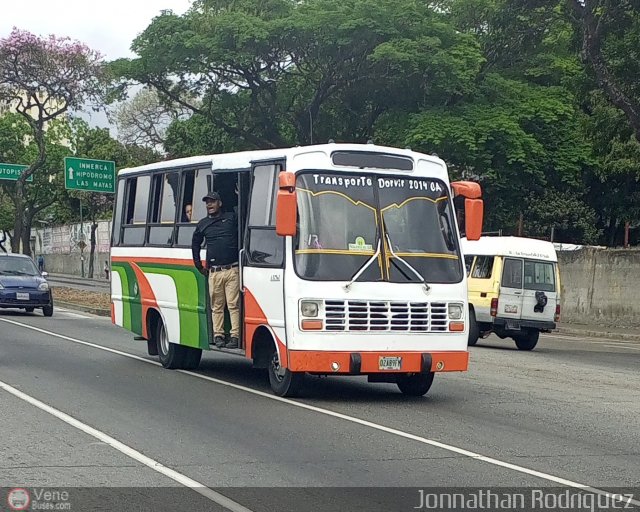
110, 143, 483, 397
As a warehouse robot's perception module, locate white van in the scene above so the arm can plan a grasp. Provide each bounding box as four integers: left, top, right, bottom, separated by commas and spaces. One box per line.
461, 236, 560, 350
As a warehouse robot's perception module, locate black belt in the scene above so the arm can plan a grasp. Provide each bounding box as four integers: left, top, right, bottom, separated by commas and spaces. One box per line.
208, 262, 238, 272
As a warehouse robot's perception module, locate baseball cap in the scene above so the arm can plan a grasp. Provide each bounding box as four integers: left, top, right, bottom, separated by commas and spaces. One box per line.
202, 191, 221, 202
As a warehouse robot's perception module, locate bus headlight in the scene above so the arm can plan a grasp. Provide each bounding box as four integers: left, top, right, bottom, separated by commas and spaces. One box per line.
300, 300, 320, 318
448, 303, 464, 320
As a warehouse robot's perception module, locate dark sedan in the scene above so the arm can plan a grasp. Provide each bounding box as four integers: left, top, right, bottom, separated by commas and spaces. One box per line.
0, 254, 53, 316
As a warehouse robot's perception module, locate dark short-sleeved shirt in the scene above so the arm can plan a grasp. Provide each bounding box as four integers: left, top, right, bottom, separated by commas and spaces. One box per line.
191, 212, 238, 268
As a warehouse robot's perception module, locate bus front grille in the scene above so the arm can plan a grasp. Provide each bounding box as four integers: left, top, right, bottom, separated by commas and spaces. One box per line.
324, 300, 448, 332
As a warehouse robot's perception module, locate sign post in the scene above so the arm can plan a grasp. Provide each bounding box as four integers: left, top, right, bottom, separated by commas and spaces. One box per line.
64, 157, 116, 193
64, 157, 116, 278
0, 163, 33, 182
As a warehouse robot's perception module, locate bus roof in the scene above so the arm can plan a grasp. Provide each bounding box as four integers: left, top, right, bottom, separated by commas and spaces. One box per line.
461, 236, 558, 262
117, 143, 446, 177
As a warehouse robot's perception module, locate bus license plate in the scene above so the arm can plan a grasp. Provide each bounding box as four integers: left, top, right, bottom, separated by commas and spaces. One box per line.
16, 292, 30, 300
379, 356, 402, 371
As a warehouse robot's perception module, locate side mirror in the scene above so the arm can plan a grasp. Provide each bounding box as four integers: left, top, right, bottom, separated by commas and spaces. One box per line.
275, 171, 297, 237
464, 198, 484, 241
41, 271, 49, 278
451, 180, 484, 240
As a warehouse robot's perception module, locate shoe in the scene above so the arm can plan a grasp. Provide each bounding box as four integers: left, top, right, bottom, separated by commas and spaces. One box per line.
225, 337, 239, 349
214, 336, 226, 348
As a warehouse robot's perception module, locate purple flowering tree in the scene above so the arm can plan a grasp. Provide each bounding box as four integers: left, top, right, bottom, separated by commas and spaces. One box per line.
0, 28, 105, 254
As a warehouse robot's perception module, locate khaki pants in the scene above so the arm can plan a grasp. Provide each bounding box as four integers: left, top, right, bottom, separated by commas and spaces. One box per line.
208, 267, 240, 338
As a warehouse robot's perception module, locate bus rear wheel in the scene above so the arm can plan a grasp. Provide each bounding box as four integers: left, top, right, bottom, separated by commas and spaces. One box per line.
268, 350, 304, 397
396, 372, 435, 396
156, 320, 185, 369
183, 347, 203, 370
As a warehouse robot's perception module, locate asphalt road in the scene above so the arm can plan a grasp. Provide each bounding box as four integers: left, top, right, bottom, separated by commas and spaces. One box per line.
0, 307, 639, 511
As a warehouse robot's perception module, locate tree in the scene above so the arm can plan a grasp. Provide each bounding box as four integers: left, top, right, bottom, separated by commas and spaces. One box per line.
0, 113, 71, 255
111, 0, 483, 149
67, 119, 159, 276
110, 88, 189, 152
568, 0, 640, 141
0, 28, 105, 254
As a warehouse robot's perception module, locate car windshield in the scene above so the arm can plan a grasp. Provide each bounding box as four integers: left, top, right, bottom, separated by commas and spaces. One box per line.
0, 257, 39, 276
294, 171, 462, 283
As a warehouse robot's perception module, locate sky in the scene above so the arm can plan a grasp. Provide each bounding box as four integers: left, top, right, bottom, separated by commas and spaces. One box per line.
0, 0, 193, 60
0, 0, 194, 129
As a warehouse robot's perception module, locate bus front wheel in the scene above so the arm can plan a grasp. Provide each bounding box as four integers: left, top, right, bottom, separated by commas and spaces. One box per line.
268, 350, 304, 397
468, 308, 479, 346
396, 372, 435, 396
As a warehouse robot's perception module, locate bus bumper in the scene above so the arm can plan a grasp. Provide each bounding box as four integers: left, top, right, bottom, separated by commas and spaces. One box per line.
287, 350, 469, 374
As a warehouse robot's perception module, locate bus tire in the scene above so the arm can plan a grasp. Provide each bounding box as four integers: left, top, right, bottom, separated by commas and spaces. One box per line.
396, 372, 435, 396
268, 349, 304, 397
468, 308, 479, 346
514, 330, 539, 351
183, 347, 203, 370
156, 320, 185, 369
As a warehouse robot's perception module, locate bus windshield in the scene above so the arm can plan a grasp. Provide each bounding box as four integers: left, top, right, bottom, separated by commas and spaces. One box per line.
294, 171, 462, 283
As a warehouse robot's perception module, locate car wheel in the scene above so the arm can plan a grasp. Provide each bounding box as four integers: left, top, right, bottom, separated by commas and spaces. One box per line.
42, 304, 54, 317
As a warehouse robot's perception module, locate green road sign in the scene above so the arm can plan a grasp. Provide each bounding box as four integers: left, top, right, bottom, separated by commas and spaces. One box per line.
64, 157, 116, 193
0, 163, 33, 182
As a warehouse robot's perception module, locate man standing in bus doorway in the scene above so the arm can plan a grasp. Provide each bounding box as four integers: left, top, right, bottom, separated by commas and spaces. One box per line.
191, 191, 240, 349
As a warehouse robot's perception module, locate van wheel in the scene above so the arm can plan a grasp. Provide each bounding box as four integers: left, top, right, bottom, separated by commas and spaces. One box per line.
468, 309, 479, 346
514, 330, 539, 351
268, 350, 304, 397
397, 372, 435, 396
156, 320, 186, 369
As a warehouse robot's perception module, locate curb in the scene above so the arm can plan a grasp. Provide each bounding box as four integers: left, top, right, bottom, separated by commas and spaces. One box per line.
555, 327, 640, 342
55, 300, 110, 317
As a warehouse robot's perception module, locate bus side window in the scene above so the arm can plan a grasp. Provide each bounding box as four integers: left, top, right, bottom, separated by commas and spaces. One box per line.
246, 164, 283, 267
148, 172, 179, 246
176, 169, 210, 246
112, 179, 125, 246
122, 175, 150, 245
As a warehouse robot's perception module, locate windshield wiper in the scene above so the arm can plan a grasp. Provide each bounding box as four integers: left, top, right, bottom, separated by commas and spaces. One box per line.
343, 238, 382, 292
384, 232, 431, 294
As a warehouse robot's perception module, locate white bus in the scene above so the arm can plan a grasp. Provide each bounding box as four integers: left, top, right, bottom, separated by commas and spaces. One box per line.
110, 143, 483, 396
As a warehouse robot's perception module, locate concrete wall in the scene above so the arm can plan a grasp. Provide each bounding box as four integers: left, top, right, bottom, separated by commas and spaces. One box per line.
42, 251, 110, 277
558, 248, 640, 327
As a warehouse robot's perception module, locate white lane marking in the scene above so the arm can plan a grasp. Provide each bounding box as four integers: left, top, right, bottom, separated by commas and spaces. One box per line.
2, 317, 639, 508
543, 333, 640, 345
0, 378, 253, 512
55, 309, 90, 319
603, 344, 640, 352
